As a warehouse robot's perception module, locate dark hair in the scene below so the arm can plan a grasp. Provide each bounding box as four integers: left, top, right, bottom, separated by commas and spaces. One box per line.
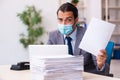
57, 2, 78, 19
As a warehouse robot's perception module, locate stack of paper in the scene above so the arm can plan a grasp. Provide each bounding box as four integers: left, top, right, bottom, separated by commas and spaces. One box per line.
30, 56, 83, 80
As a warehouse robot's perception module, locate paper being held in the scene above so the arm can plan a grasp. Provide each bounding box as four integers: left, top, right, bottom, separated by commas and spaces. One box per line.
79, 17, 115, 56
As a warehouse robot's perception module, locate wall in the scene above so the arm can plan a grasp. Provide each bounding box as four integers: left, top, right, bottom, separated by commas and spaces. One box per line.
0, 0, 59, 65
87, 0, 102, 23
0, 0, 102, 65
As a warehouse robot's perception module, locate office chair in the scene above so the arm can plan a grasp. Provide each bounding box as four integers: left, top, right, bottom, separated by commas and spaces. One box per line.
106, 41, 114, 65
105, 41, 114, 77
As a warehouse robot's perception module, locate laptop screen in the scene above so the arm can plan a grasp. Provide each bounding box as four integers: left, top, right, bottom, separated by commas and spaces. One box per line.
29, 45, 69, 58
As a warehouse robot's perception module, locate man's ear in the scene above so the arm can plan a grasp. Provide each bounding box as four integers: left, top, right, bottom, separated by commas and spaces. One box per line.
75, 17, 79, 24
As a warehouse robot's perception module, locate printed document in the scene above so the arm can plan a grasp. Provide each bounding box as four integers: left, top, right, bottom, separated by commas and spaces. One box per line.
79, 17, 115, 56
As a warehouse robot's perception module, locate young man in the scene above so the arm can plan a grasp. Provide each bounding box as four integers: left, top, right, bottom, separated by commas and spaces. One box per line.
47, 2, 109, 75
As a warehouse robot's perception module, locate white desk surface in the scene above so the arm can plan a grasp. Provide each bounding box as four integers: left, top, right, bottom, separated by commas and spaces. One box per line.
0, 65, 120, 80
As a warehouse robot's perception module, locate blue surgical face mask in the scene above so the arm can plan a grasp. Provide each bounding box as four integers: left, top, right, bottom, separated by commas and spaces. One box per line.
58, 24, 73, 35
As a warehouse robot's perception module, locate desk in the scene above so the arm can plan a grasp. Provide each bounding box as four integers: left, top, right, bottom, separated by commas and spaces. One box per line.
0, 65, 120, 80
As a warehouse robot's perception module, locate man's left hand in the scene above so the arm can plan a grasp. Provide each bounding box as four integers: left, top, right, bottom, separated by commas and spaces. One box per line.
96, 49, 107, 70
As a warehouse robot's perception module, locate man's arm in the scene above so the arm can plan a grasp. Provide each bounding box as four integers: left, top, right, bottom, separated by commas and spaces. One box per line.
80, 49, 109, 75
92, 49, 110, 75
96, 49, 107, 70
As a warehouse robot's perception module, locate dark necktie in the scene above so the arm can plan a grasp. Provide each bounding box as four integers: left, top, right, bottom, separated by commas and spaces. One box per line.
66, 36, 73, 55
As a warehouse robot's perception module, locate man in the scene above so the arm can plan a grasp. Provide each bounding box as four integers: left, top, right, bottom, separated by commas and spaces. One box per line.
47, 2, 109, 75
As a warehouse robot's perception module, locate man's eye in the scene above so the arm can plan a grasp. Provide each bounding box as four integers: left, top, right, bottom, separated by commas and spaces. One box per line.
67, 19, 72, 22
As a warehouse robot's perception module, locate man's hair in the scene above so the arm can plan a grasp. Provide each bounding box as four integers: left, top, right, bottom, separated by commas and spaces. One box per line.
57, 2, 78, 19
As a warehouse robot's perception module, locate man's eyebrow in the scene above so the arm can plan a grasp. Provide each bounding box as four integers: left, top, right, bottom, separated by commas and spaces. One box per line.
57, 16, 73, 20
57, 18, 63, 20
66, 17, 73, 19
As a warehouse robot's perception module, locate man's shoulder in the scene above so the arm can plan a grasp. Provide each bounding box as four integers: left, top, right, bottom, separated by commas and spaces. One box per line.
50, 30, 59, 33
77, 26, 86, 31
49, 30, 60, 34
48, 30, 62, 37
76, 26, 86, 34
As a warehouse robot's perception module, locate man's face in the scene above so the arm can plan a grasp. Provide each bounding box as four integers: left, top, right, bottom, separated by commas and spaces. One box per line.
57, 10, 78, 31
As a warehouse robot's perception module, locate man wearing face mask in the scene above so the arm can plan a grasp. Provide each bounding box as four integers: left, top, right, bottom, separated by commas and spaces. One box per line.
47, 2, 109, 76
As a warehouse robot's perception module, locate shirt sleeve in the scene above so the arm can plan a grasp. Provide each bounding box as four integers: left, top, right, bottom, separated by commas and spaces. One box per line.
96, 63, 105, 71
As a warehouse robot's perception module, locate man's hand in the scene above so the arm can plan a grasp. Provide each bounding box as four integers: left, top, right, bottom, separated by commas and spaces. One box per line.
96, 49, 107, 70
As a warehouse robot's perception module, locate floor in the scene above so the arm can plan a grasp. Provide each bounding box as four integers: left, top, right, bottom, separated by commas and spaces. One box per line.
110, 59, 120, 78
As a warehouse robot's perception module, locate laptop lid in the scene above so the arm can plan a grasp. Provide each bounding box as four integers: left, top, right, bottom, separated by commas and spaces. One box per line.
29, 45, 69, 58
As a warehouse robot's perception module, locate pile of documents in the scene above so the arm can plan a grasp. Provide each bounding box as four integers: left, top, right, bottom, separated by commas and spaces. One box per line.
30, 56, 83, 80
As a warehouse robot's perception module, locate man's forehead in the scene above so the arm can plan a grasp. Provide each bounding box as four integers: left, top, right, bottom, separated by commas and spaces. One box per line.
57, 11, 74, 18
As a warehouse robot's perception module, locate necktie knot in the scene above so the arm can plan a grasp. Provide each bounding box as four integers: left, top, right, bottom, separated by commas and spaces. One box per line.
66, 36, 72, 41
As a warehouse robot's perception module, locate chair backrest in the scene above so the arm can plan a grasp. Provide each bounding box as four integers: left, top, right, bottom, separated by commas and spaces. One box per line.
105, 41, 114, 65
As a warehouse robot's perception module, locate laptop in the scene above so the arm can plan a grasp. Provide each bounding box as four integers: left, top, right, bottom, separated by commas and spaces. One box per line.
29, 45, 69, 58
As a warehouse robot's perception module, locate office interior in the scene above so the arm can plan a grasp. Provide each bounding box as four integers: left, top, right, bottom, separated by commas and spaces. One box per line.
0, 0, 120, 79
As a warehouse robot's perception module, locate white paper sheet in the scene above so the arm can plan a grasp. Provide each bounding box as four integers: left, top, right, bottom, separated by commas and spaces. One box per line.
79, 17, 115, 56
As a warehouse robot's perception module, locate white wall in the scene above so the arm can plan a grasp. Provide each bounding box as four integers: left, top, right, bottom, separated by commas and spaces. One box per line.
0, 0, 59, 65
87, 0, 102, 23
0, 0, 102, 65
